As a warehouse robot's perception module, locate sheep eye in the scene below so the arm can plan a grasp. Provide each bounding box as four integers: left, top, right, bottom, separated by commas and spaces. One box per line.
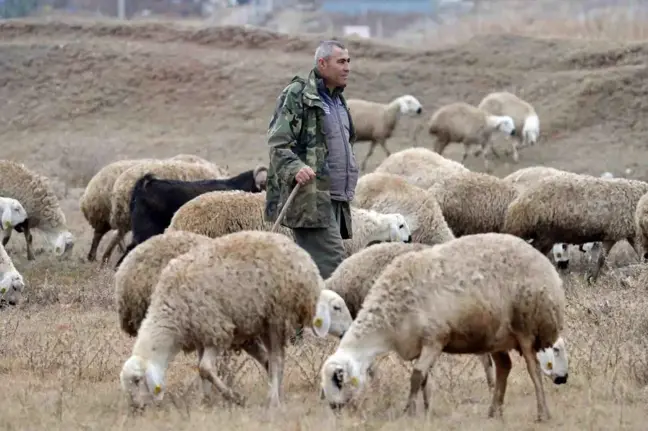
553, 347, 560, 353
399, 224, 404, 229
333, 305, 341, 311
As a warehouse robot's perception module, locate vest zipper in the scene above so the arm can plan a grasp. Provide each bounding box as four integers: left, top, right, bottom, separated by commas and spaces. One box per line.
332, 97, 351, 199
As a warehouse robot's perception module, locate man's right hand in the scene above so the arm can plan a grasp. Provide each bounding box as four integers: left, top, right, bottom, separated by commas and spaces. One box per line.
295, 166, 316, 185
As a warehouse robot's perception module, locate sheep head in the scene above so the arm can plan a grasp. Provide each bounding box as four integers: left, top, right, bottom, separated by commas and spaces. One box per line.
54, 231, 75, 256
0, 270, 25, 307
396, 95, 423, 116
120, 355, 166, 409
253, 165, 268, 191
537, 337, 569, 385
321, 349, 365, 410
487, 115, 516, 136
1, 198, 27, 230
313, 289, 353, 339
522, 115, 540, 146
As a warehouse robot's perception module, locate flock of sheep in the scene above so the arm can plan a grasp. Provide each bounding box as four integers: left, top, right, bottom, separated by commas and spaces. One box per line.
0, 87, 643, 424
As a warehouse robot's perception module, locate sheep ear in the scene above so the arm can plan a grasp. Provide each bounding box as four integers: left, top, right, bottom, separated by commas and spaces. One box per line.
313, 301, 331, 338
145, 364, 164, 401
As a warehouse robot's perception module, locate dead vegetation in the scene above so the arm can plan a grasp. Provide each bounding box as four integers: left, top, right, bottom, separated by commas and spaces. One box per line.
2, 9, 648, 430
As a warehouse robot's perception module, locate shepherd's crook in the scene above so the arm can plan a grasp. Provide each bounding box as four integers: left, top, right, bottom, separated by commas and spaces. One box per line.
272, 183, 301, 233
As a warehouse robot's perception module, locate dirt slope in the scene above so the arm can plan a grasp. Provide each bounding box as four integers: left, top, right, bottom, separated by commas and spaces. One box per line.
2, 18, 648, 180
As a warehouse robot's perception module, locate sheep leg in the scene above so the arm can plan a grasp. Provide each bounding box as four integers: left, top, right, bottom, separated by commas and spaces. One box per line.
23, 225, 34, 261
520, 339, 550, 422
479, 353, 495, 389
100, 229, 126, 265
241, 337, 269, 373
378, 139, 391, 157
361, 142, 378, 172
87, 224, 111, 261
510, 140, 520, 163
404, 343, 442, 416
198, 346, 246, 406
487, 351, 512, 419
586, 240, 615, 284
262, 328, 286, 408
2, 228, 12, 247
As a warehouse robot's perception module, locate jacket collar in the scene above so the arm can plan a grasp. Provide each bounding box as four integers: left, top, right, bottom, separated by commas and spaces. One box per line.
302, 68, 345, 108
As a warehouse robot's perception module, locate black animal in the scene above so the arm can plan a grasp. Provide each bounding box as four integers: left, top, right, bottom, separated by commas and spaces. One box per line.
114, 166, 267, 268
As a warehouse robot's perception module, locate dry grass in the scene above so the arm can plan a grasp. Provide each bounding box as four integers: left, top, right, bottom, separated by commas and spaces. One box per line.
3, 9, 648, 430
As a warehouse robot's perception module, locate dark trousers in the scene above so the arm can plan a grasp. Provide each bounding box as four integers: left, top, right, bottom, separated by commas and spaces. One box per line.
292, 200, 346, 280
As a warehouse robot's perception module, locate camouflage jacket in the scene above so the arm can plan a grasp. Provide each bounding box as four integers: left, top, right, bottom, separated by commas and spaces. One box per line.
264, 68, 357, 237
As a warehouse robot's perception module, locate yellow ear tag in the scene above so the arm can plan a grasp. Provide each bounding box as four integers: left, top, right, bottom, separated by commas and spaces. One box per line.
546, 361, 553, 370
0, 288, 6, 294
313, 317, 323, 328
350, 377, 359, 387
3, 221, 10, 229
154, 385, 161, 395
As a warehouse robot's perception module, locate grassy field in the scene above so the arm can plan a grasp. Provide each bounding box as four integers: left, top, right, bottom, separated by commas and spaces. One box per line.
2, 7, 648, 429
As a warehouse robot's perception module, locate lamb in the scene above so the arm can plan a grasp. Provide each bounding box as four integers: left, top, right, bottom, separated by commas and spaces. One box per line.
101, 159, 224, 264
425, 102, 516, 172
428, 170, 519, 237
114, 166, 268, 268
373, 147, 469, 189
80, 156, 227, 262
119, 230, 354, 409
503, 175, 648, 282
477, 91, 540, 163
320, 233, 569, 422
346, 95, 423, 171
1, 196, 28, 244
0, 160, 74, 260
325, 241, 495, 389
167, 190, 412, 257
353, 172, 455, 246
0, 242, 26, 307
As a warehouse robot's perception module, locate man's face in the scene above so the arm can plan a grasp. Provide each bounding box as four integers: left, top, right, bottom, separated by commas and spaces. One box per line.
318, 46, 350, 88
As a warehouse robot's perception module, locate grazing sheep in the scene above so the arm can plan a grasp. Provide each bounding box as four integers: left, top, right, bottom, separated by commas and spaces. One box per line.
425, 102, 515, 172
0, 242, 26, 307
320, 233, 568, 422
1, 197, 28, 245
80, 159, 154, 262
347, 95, 423, 170
428, 170, 518, 236
634, 192, 648, 261
119, 230, 353, 409
167, 190, 412, 257
503, 175, 648, 282
325, 241, 495, 389
101, 160, 223, 264
0, 160, 74, 260
374, 147, 469, 189
114, 166, 268, 268
477, 91, 540, 162
353, 172, 455, 245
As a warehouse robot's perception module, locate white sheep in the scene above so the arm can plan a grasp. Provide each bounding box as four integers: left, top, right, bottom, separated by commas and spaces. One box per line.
425, 102, 516, 172
346, 95, 423, 171
167, 190, 412, 257
320, 233, 568, 422
0, 160, 74, 260
477, 91, 540, 162
0, 242, 26, 307
325, 241, 495, 389
119, 230, 353, 409
353, 172, 455, 245
503, 175, 648, 283
1, 196, 28, 244
101, 159, 225, 264
374, 147, 469, 189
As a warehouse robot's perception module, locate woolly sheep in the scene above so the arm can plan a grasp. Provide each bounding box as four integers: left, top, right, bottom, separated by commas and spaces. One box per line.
346, 95, 423, 171
477, 91, 540, 162
168, 154, 230, 177
320, 233, 568, 422
325, 241, 495, 389
634, 192, 648, 261
101, 160, 224, 264
503, 175, 648, 283
1, 196, 28, 243
0, 242, 25, 307
114, 229, 269, 394
426, 102, 515, 172
428, 170, 518, 237
0, 160, 74, 260
119, 230, 353, 409
167, 190, 413, 257
353, 172, 455, 245
374, 147, 469, 189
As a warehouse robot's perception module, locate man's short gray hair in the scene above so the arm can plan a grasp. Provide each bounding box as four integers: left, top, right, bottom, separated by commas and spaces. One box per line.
314, 40, 346, 65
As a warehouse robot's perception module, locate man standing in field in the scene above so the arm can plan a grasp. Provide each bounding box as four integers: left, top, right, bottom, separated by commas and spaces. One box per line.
264, 40, 359, 280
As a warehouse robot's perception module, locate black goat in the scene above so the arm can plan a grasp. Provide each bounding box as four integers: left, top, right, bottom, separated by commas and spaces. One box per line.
114, 166, 267, 268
